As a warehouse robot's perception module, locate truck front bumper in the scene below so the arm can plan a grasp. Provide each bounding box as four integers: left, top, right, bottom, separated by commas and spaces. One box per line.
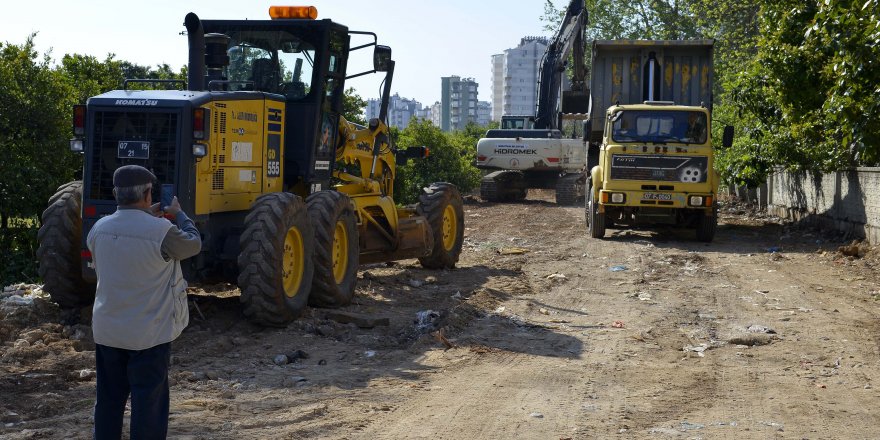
598, 189, 714, 211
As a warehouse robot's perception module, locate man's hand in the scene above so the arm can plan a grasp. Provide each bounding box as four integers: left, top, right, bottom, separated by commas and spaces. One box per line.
150, 202, 162, 217
164, 196, 182, 216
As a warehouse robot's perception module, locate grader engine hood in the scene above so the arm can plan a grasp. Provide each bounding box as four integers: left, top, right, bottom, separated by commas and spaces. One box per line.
82, 90, 211, 203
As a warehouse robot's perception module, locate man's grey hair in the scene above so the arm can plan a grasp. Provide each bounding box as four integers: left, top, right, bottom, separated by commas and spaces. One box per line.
113, 183, 152, 206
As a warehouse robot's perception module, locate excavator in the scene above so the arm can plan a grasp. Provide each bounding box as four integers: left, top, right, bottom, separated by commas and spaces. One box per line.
37, 6, 465, 326
475, 0, 591, 205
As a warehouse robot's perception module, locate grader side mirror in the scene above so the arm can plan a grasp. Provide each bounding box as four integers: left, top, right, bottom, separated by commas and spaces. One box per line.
396, 146, 429, 165
722, 125, 735, 148
373, 45, 392, 72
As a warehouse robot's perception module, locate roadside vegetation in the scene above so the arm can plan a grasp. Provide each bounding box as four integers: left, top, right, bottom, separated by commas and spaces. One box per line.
2, 0, 877, 284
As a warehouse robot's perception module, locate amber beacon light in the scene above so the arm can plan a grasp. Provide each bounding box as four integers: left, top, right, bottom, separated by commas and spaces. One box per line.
269, 6, 318, 19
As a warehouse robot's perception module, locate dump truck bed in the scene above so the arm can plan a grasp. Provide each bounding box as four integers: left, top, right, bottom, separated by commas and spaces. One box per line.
588, 40, 714, 142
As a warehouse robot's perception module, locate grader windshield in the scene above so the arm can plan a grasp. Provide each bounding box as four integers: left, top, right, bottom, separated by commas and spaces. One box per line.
222, 30, 317, 99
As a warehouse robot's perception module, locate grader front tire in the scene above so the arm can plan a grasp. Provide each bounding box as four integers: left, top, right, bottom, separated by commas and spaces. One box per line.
37, 181, 95, 308
306, 191, 359, 308
238, 193, 314, 326
418, 183, 464, 269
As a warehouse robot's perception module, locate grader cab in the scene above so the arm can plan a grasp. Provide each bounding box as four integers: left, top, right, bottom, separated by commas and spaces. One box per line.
37, 6, 464, 326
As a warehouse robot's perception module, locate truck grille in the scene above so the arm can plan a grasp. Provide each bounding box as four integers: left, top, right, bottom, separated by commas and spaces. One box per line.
610, 154, 708, 183
89, 111, 179, 200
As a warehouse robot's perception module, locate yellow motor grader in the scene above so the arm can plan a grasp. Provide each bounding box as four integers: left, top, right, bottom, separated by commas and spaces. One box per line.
37, 6, 464, 326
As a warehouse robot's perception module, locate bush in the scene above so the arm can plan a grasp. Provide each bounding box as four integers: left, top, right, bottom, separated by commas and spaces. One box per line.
0, 221, 39, 286
394, 120, 482, 205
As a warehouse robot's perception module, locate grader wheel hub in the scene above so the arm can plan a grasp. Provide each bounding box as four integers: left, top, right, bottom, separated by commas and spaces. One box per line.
442, 204, 457, 251
332, 220, 349, 284
282, 226, 306, 297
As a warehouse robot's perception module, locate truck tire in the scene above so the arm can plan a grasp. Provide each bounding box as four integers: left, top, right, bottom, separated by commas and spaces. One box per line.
306, 191, 359, 308
695, 207, 717, 243
587, 191, 605, 239
555, 174, 583, 206
238, 192, 314, 326
37, 181, 95, 308
418, 183, 464, 269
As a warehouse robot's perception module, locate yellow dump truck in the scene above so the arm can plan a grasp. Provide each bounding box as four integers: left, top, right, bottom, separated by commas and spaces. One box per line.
585, 40, 733, 242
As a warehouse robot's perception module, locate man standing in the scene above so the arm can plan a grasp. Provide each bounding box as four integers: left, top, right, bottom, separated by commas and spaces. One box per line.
87, 165, 201, 439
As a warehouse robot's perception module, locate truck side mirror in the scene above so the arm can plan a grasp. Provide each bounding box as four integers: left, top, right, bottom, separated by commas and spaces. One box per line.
722, 125, 734, 148
374, 45, 392, 72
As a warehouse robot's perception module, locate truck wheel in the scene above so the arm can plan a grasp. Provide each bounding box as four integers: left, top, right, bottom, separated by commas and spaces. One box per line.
587, 191, 605, 239
695, 207, 717, 243
418, 183, 464, 269
37, 181, 95, 308
238, 193, 314, 326
306, 191, 359, 308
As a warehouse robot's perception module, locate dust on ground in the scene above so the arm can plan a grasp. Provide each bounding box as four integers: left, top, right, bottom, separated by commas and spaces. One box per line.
3, 190, 880, 439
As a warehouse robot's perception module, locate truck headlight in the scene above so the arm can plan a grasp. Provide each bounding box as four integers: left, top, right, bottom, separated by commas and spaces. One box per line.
611, 193, 625, 204
689, 195, 704, 206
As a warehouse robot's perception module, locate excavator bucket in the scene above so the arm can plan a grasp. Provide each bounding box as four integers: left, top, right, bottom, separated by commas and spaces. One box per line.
562, 89, 591, 116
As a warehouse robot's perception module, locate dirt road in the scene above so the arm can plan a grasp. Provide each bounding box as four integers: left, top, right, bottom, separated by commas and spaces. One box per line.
3, 191, 880, 439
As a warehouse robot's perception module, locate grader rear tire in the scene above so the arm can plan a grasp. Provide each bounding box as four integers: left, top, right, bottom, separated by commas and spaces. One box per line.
238, 193, 314, 326
418, 183, 464, 269
37, 181, 95, 308
306, 191, 359, 308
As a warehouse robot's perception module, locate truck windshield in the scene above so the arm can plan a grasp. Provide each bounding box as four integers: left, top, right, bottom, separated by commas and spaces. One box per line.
611, 110, 708, 144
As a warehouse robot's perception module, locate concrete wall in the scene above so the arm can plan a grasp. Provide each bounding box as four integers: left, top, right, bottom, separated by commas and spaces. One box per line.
766, 168, 880, 243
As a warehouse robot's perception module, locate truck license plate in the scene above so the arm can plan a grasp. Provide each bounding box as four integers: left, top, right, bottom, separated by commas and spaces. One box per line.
642, 192, 672, 201
118, 141, 150, 159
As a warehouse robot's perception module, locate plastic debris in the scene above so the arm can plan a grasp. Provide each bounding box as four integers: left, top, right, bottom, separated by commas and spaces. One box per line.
680, 421, 705, 431
609, 265, 628, 272
611, 320, 625, 328
498, 247, 530, 255
364, 350, 376, 358
415, 310, 441, 333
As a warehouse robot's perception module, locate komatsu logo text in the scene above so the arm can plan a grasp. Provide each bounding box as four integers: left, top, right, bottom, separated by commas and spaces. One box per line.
114, 99, 158, 106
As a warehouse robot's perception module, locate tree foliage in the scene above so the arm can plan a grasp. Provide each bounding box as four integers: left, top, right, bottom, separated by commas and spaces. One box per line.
394, 120, 482, 205
342, 87, 367, 126
720, 0, 880, 184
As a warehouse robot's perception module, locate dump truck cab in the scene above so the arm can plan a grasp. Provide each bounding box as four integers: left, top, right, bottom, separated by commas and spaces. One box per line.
588, 101, 724, 241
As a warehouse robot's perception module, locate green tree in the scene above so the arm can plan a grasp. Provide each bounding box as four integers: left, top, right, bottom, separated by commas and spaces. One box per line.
394, 120, 481, 204
342, 87, 367, 126
543, 0, 701, 40
0, 36, 79, 227
0, 36, 80, 283
720, 0, 880, 183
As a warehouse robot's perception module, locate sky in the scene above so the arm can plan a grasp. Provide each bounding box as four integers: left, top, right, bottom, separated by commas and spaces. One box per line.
2, 0, 564, 106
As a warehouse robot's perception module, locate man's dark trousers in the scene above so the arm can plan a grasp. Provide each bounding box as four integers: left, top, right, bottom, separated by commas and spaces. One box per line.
94, 342, 171, 439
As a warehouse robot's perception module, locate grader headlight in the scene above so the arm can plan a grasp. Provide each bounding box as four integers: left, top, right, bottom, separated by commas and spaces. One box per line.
269, 6, 318, 19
